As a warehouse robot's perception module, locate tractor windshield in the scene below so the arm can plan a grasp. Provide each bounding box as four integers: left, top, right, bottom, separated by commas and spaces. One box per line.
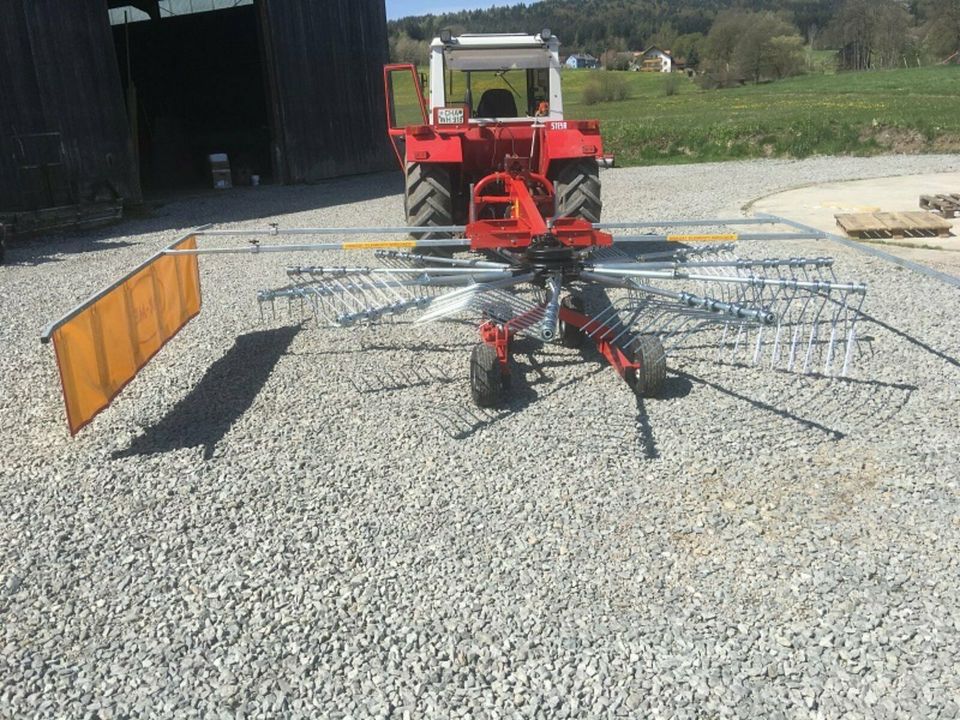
443, 46, 552, 119
446, 69, 550, 118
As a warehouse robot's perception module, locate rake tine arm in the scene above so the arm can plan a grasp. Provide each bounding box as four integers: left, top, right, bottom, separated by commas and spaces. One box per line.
373, 250, 510, 270
416, 273, 535, 325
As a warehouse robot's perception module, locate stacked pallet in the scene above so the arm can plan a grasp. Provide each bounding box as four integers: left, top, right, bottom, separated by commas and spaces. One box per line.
835, 211, 952, 239
919, 193, 960, 218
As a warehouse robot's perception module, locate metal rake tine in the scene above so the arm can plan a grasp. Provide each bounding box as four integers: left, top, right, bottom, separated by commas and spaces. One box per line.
582, 300, 630, 339
770, 321, 784, 369
417, 273, 534, 324
329, 278, 366, 322
416, 284, 485, 323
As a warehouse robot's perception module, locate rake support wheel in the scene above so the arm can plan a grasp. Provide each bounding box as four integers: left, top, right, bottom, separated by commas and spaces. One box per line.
553, 159, 602, 223
559, 294, 584, 348
470, 342, 505, 407
626, 335, 667, 398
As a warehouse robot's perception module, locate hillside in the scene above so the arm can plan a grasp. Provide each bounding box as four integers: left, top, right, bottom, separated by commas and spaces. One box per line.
563, 66, 960, 165
389, 0, 837, 53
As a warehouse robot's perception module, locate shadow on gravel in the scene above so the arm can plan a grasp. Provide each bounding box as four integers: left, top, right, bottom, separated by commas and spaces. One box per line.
678, 369, 916, 441
679, 369, 847, 440
2, 238, 137, 266
6, 171, 401, 266
861, 310, 960, 370
634, 374, 695, 459
113, 325, 301, 460
428, 338, 612, 440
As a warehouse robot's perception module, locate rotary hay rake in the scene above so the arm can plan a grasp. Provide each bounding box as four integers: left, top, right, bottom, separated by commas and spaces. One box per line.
257, 238, 867, 399
38, 171, 870, 438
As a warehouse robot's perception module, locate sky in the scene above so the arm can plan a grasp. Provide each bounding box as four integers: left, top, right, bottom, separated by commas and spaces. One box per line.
386, 0, 512, 20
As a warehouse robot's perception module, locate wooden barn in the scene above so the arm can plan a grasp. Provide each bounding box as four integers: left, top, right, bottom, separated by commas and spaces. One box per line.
0, 0, 393, 232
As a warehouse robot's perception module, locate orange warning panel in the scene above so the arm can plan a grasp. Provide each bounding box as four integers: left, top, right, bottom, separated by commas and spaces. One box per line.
50, 235, 202, 434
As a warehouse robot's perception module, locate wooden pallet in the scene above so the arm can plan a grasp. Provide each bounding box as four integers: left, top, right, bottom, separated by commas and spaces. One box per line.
919, 193, 960, 218
0, 200, 122, 237
835, 211, 953, 239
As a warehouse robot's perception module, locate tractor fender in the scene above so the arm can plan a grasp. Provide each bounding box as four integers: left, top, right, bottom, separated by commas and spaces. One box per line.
405, 129, 464, 164
541, 121, 604, 166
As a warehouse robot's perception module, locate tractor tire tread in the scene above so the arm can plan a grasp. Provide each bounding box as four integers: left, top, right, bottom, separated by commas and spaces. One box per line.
405, 162, 454, 241
553, 159, 602, 223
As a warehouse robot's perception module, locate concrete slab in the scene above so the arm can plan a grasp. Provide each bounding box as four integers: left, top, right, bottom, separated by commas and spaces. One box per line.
745, 170, 960, 274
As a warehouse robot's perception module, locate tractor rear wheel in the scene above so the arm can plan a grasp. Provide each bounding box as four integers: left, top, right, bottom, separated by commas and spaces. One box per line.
405, 162, 456, 252
625, 334, 667, 398
553, 159, 602, 223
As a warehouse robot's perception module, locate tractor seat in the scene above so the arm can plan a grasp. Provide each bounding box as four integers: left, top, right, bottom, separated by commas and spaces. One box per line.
476, 89, 518, 118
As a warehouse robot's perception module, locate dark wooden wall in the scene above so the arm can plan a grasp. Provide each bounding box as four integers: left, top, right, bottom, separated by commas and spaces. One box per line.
0, 0, 391, 213
0, 0, 141, 211
259, 0, 394, 183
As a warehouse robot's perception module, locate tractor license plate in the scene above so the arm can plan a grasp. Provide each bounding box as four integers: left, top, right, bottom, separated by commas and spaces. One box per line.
437, 107, 466, 125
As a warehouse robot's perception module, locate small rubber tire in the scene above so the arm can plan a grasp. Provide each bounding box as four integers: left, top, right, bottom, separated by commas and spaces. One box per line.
625, 335, 667, 398
559, 294, 585, 348
470, 342, 504, 408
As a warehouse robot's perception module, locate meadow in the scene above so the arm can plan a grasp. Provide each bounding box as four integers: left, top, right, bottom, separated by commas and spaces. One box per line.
563, 65, 960, 165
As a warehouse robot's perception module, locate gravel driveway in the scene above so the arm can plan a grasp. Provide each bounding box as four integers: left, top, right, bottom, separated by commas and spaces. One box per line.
2, 155, 959, 718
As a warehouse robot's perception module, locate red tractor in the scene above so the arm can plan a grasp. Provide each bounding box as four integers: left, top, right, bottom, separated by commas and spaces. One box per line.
383, 30, 606, 243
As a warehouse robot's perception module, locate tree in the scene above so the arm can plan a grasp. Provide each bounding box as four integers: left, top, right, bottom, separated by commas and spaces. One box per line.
829, 0, 911, 69
700, 11, 805, 84
922, 0, 960, 57
733, 13, 806, 82
872, 1, 913, 66
601, 50, 633, 70
649, 22, 679, 50
768, 35, 807, 77
672, 32, 705, 67
390, 33, 430, 66
704, 10, 748, 73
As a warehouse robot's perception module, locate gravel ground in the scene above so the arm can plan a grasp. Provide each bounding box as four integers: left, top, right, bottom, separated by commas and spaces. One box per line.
2, 154, 960, 718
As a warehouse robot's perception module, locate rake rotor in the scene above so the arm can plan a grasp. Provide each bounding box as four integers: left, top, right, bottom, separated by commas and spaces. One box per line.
257, 229, 868, 408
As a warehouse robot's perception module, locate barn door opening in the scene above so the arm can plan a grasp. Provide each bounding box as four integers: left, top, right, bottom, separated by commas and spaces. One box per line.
110, 2, 272, 192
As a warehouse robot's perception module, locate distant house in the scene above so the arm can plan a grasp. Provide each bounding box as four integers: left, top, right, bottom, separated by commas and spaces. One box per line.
565, 53, 600, 69
632, 47, 673, 73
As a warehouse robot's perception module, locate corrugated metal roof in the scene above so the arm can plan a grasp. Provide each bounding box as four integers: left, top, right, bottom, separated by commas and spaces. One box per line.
109, 0, 252, 25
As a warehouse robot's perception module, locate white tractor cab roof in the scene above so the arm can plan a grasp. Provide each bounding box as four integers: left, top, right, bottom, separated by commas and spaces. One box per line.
428, 32, 564, 121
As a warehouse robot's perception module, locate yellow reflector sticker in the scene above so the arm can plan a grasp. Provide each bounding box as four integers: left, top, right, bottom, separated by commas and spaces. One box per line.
667, 233, 739, 243
341, 240, 417, 250
51, 235, 202, 435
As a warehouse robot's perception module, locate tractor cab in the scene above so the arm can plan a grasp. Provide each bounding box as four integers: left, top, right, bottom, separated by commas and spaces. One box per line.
427, 32, 564, 121
383, 31, 603, 235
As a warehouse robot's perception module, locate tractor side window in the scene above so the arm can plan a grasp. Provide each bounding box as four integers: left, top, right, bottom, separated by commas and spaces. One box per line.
527, 68, 549, 116
386, 68, 427, 129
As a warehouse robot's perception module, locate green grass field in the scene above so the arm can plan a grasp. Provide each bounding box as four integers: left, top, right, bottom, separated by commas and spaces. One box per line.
562, 65, 960, 166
